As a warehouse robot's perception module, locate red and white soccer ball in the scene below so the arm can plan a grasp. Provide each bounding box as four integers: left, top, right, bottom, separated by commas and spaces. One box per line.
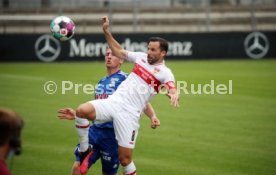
50, 16, 75, 41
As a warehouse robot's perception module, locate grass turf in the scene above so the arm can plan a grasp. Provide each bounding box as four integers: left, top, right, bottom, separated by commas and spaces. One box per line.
0, 59, 276, 175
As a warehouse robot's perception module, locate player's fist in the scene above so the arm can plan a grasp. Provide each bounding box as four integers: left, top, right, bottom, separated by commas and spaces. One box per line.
151, 116, 160, 129
57, 108, 76, 120
102, 16, 109, 31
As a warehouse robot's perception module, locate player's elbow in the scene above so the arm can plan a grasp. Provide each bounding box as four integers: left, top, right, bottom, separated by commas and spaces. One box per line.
115, 50, 127, 60
112, 48, 126, 60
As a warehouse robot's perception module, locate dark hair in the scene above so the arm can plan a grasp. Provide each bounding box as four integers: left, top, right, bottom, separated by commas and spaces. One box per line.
0, 108, 24, 155
148, 37, 169, 53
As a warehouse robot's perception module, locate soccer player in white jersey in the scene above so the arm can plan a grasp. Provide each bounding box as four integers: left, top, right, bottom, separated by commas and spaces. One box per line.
58, 48, 160, 175
73, 16, 180, 175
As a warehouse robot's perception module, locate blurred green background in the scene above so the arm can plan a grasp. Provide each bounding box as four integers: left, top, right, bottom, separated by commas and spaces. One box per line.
1, 60, 276, 175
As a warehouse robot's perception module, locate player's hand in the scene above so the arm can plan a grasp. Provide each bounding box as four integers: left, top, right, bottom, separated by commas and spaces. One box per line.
57, 108, 76, 120
151, 116, 160, 129
166, 92, 180, 107
102, 16, 110, 31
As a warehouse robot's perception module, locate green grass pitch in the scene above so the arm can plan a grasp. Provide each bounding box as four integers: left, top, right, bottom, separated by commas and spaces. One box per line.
0, 59, 276, 175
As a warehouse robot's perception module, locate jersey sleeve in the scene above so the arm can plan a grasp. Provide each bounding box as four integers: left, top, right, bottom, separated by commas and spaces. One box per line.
126, 51, 147, 63
163, 69, 177, 90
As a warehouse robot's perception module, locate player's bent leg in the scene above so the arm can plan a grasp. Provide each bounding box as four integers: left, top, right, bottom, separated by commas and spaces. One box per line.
76, 102, 96, 121
75, 102, 96, 152
75, 102, 96, 174
118, 146, 136, 175
75, 103, 91, 152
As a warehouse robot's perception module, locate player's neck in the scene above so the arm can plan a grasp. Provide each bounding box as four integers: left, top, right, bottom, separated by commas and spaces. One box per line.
107, 68, 120, 76
153, 58, 164, 65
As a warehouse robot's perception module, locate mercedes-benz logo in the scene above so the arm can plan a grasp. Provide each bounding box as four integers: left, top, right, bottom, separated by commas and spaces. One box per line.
244, 32, 269, 59
35, 35, 61, 62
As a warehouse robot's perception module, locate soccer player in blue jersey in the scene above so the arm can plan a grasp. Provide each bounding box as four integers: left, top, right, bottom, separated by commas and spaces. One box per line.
58, 48, 160, 175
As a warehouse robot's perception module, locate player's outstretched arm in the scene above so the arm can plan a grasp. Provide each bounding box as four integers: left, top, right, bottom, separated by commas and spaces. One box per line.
166, 89, 180, 107
102, 16, 128, 60
143, 103, 160, 129
57, 108, 76, 120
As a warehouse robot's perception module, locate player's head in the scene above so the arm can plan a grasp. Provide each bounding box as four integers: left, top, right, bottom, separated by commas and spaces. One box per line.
147, 37, 168, 65
0, 108, 24, 159
105, 47, 123, 69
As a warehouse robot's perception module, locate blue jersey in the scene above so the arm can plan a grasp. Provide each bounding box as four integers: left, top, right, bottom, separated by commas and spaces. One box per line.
93, 70, 127, 128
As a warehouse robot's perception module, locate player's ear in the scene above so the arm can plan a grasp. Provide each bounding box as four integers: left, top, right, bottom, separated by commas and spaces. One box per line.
161, 50, 167, 58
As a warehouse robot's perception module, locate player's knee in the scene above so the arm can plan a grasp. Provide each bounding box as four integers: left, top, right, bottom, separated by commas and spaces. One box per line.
76, 107, 84, 119
76, 104, 88, 118
119, 155, 132, 167
76, 103, 96, 120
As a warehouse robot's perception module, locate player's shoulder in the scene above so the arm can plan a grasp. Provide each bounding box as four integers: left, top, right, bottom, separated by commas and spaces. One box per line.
98, 76, 107, 84
113, 70, 128, 79
117, 70, 128, 77
159, 64, 175, 80
165, 66, 173, 74
160, 63, 173, 74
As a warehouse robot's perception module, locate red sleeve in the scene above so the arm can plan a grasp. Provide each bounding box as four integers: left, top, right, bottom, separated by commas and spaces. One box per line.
165, 81, 176, 90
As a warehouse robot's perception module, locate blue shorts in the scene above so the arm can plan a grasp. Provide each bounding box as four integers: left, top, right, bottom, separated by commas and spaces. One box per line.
74, 126, 119, 174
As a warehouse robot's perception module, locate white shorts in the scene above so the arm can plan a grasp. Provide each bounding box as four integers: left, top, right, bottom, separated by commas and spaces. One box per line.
89, 98, 140, 149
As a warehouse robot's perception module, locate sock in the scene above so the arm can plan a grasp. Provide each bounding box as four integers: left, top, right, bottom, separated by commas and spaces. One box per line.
122, 161, 136, 175
75, 116, 90, 152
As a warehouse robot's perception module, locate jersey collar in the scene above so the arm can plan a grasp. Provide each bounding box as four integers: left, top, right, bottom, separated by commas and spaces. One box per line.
153, 60, 165, 66
107, 69, 121, 78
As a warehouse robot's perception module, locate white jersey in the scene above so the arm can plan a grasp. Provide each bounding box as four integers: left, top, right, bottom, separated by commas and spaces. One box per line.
109, 51, 176, 116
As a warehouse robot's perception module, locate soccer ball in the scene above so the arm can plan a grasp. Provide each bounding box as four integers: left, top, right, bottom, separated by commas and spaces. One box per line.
50, 16, 75, 41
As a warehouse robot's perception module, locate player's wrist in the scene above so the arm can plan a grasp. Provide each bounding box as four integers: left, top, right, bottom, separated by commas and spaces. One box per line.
103, 27, 110, 33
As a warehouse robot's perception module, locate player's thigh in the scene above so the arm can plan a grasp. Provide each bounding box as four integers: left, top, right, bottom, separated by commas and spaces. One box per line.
113, 112, 139, 149
89, 99, 114, 122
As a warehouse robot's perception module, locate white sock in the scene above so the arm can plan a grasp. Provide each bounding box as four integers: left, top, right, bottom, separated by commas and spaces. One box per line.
122, 161, 136, 175
75, 116, 90, 152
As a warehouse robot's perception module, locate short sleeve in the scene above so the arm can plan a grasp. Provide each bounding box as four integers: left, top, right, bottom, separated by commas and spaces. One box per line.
127, 51, 147, 63
164, 69, 177, 90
